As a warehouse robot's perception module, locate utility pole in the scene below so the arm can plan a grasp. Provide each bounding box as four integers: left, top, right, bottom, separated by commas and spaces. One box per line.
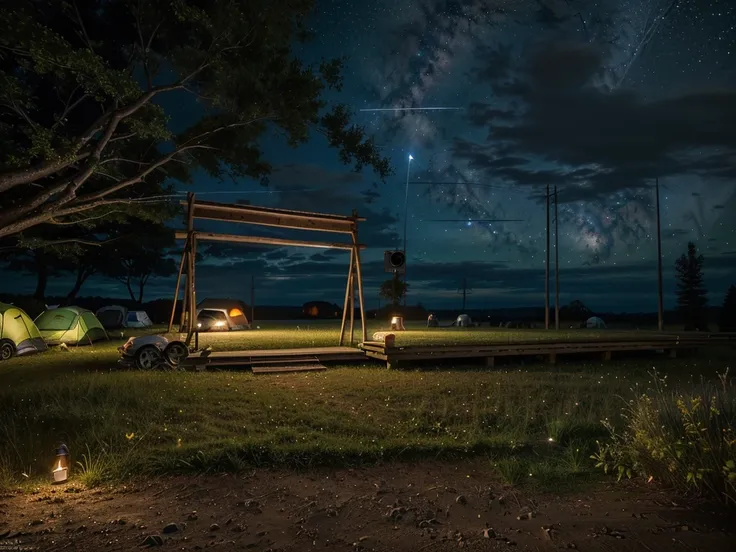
554, 186, 560, 330
545, 184, 550, 329
655, 177, 664, 331
250, 275, 255, 325
458, 278, 473, 311
403, 154, 413, 306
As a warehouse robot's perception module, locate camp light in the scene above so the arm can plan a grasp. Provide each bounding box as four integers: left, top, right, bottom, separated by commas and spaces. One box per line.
53, 444, 70, 483
214, 321, 225, 327
390, 316, 405, 331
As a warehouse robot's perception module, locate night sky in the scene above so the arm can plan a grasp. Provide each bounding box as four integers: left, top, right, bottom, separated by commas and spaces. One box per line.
8, 0, 736, 312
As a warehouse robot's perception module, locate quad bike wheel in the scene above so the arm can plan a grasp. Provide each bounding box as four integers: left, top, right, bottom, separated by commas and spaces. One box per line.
0, 339, 15, 361
164, 341, 189, 368
134, 344, 163, 370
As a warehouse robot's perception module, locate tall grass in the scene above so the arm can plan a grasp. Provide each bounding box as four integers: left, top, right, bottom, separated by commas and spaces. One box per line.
0, 363, 631, 486
593, 369, 736, 504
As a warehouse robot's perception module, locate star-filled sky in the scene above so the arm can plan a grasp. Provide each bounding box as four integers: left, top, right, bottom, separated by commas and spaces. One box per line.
9, 0, 736, 312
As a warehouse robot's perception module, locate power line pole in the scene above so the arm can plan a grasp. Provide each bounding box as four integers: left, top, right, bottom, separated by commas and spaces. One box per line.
402, 154, 413, 306
554, 186, 560, 330
458, 278, 473, 311
545, 184, 550, 330
655, 177, 664, 331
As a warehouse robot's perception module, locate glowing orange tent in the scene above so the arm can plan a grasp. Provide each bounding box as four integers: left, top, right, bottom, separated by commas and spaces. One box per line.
195, 298, 250, 331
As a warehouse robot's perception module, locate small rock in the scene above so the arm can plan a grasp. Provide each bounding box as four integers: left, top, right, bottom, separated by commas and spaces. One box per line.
455, 495, 467, 505
566, 543, 577, 549
359, 536, 368, 542
187, 512, 198, 521
29, 520, 44, 526
517, 512, 533, 521
162, 523, 180, 534
232, 524, 246, 533
76, 525, 88, 532
482, 528, 496, 539
141, 534, 164, 547
225, 518, 233, 526
209, 523, 220, 532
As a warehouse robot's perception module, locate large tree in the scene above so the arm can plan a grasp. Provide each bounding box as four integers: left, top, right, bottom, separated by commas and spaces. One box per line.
718, 285, 736, 332
103, 221, 177, 304
674, 242, 708, 330
379, 274, 408, 307
0, 0, 391, 240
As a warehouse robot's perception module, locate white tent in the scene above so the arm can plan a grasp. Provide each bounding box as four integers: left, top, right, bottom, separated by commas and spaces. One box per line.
586, 316, 606, 329
126, 311, 153, 328
456, 314, 472, 327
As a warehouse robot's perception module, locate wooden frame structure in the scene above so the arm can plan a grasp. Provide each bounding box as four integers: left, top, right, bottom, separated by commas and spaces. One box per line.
168, 193, 368, 347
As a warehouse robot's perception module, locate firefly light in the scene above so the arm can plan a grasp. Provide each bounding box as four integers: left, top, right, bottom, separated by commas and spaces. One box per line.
53, 444, 70, 483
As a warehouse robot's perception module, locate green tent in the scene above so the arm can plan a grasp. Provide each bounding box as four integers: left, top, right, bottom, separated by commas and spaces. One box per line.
35, 307, 108, 345
0, 302, 48, 360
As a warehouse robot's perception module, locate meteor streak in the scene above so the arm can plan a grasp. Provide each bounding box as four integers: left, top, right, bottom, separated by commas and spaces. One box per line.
359, 106, 464, 112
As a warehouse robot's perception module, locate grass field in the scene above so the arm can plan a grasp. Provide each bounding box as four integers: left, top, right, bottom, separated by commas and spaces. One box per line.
0, 322, 732, 493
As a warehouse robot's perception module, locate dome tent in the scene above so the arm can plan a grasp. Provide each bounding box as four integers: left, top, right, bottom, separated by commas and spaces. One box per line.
96, 305, 128, 329
126, 310, 153, 328
0, 302, 48, 360
35, 307, 108, 345
586, 316, 606, 329
196, 298, 250, 331
456, 314, 472, 327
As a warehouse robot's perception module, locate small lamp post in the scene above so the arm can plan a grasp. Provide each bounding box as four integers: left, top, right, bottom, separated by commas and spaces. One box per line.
53, 444, 70, 483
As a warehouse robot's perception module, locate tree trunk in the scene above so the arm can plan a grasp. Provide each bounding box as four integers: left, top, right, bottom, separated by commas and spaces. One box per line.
33, 253, 48, 301
66, 268, 94, 304
136, 274, 151, 305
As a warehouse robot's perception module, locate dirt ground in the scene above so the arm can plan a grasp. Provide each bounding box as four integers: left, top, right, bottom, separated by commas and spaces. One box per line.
1, 460, 734, 551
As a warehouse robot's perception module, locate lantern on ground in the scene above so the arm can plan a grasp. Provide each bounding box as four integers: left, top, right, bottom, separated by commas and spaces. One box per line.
53, 444, 70, 483
390, 316, 406, 331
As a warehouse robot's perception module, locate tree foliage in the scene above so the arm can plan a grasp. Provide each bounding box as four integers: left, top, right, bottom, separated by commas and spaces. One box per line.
0, 0, 392, 240
674, 242, 708, 330
379, 274, 408, 307
718, 284, 736, 332
102, 221, 177, 304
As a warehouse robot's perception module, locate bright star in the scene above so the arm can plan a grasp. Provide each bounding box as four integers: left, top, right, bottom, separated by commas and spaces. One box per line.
408, 154, 414, 160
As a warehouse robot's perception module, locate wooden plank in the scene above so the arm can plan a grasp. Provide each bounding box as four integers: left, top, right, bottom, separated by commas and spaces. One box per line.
187, 200, 364, 232
252, 364, 326, 374
175, 231, 365, 251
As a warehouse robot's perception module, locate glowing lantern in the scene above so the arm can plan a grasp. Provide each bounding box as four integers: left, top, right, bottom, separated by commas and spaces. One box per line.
390, 316, 405, 331
53, 444, 70, 483
229, 308, 244, 318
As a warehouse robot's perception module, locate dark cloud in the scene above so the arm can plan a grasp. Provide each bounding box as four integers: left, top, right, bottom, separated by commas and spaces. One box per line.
454, 39, 736, 202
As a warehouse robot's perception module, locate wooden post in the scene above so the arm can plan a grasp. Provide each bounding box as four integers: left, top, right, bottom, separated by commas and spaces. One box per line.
545, 184, 550, 330
349, 268, 355, 345
554, 186, 560, 330
339, 247, 355, 346
168, 237, 188, 333
655, 177, 664, 332
250, 275, 255, 326
352, 214, 367, 344
180, 193, 196, 332
185, 233, 198, 347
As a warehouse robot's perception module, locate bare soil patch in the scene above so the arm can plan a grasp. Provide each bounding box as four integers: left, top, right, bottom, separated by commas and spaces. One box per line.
1, 460, 734, 551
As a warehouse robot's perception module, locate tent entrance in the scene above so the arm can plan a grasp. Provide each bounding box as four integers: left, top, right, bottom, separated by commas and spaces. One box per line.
168, 193, 367, 347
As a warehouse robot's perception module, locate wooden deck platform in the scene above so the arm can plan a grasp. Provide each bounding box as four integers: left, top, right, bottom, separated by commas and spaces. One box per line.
360, 333, 735, 369
182, 346, 366, 370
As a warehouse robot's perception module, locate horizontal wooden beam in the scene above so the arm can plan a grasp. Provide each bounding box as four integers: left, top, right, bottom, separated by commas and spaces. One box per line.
182, 200, 365, 234
175, 231, 365, 251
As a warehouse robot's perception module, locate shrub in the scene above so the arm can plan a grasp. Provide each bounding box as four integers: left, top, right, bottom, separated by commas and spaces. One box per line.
593, 370, 736, 505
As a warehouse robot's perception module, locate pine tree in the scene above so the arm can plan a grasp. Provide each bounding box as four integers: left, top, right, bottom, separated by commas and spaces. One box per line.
674, 242, 708, 330
718, 285, 736, 332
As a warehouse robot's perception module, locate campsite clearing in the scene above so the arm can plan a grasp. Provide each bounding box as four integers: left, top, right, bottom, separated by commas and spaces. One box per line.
1, 321, 734, 550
